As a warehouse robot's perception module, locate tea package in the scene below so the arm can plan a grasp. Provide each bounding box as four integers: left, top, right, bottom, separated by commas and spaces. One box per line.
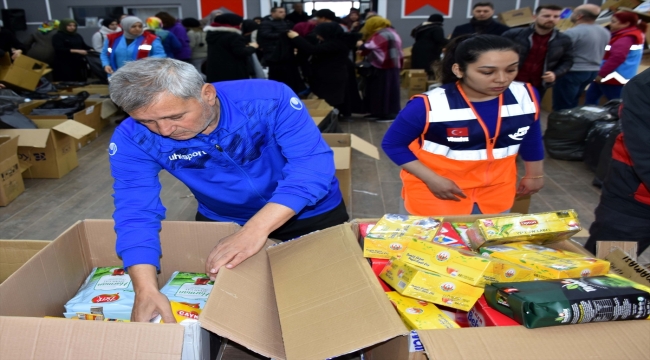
467, 210, 581, 249
485, 275, 650, 328
386, 291, 460, 330
64, 267, 135, 320
160, 272, 214, 309
363, 214, 442, 259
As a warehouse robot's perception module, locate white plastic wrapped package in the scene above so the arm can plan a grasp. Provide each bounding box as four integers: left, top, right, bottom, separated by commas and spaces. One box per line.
160, 272, 214, 309
64, 267, 135, 320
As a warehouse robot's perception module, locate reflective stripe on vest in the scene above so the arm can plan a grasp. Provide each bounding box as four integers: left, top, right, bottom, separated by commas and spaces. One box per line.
422, 141, 521, 161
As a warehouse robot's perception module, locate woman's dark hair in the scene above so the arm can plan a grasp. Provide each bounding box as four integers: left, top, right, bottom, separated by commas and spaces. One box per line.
155, 11, 177, 28
441, 34, 519, 84
181, 17, 201, 28
101, 18, 117, 28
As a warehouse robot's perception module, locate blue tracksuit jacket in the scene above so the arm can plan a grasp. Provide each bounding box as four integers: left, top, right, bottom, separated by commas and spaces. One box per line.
109, 80, 342, 269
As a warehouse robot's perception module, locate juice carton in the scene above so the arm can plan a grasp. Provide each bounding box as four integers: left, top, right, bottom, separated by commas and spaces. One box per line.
364, 214, 443, 259
401, 239, 492, 286
379, 257, 484, 311
481, 257, 535, 285
433, 222, 470, 250
467, 210, 581, 249
479, 242, 610, 280
451, 222, 472, 245
386, 291, 460, 330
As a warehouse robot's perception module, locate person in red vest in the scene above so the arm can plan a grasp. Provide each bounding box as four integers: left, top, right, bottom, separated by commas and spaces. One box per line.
100, 16, 166, 75
382, 35, 545, 216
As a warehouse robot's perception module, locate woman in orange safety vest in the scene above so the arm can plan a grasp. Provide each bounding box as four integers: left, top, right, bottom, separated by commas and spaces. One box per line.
382, 35, 545, 215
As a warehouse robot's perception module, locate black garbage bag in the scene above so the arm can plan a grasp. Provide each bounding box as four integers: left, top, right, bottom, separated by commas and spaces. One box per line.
585, 121, 618, 172
593, 123, 622, 188
86, 52, 108, 84
34, 77, 58, 94
0, 89, 28, 103
29, 91, 90, 118
544, 105, 616, 161
0, 99, 38, 129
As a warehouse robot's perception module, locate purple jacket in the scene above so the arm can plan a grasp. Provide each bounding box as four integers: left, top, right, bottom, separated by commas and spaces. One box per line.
164, 21, 192, 60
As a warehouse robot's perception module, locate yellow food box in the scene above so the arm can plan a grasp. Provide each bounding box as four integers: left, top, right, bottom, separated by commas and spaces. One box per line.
481, 257, 535, 285
479, 242, 610, 280
386, 291, 460, 330
379, 257, 484, 311
363, 214, 443, 259
401, 239, 492, 286
170, 301, 202, 322
468, 210, 581, 249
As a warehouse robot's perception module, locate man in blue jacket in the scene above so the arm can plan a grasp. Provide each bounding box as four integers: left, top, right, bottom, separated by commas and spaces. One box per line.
108, 58, 347, 322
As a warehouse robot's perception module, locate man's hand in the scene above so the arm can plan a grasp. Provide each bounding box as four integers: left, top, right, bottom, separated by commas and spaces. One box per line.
517, 177, 544, 196
11, 49, 22, 60
248, 42, 259, 48
205, 227, 268, 280
541, 71, 556, 83
287, 30, 299, 39
356, 40, 364, 48
128, 264, 175, 323
104, 65, 114, 74
425, 175, 467, 201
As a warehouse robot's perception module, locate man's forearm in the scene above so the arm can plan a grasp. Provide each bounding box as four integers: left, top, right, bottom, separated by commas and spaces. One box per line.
128, 264, 159, 292
523, 160, 544, 177
243, 202, 296, 236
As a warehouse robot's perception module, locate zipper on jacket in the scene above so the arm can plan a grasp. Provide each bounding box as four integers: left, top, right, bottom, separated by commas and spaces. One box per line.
213, 142, 268, 202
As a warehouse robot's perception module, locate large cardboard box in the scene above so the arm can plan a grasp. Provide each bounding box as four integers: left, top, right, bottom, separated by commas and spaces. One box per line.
0, 136, 24, 206
322, 133, 380, 206
1, 220, 649, 359
0, 240, 49, 283
303, 99, 334, 127
402, 46, 412, 70
57, 84, 110, 96
0, 54, 51, 91
0, 120, 94, 179
601, 0, 642, 11
498, 7, 534, 27
19, 100, 104, 151
401, 70, 428, 98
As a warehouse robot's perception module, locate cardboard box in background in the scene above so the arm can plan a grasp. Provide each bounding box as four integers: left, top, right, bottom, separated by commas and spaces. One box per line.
402, 46, 412, 69
322, 133, 380, 207
0, 54, 51, 91
0, 240, 49, 283
0, 136, 24, 206
19, 100, 104, 151
1, 220, 648, 359
510, 195, 531, 213
601, 0, 642, 11
0, 119, 93, 179
57, 84, 110, 96
401, 69, 428, 97
556, 18, 576, 32
303, 99, 334, 127
498, 7, 534, 27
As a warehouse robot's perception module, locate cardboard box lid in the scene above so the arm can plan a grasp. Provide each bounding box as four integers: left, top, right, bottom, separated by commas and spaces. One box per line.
351, 134, 380, 159
266, 225, 408, 360
0, 317, 184, 359
332, 147, 351, 169
0, 135, 19, 162
7, 54, 51, 74
199, 239, 287, 359
52, 120, 95, 140
417, 321, 650, 359
0, 240, 49, 283
0, 129, 50, 148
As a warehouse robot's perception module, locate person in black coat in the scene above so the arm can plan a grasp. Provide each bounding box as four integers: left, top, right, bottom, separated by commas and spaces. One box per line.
51, 19, 93, 82
258, 7, 306, 94
410, 14, 448, 76
0, 27, 27, 60
204, 14, 258, 82
286, 3, 310, 25
451, 2, 509, 38
288, 22, 362, 117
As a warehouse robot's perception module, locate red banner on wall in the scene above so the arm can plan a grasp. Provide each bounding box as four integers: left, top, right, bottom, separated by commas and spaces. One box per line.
201, 0, 245, 18
404, 0, 451, 16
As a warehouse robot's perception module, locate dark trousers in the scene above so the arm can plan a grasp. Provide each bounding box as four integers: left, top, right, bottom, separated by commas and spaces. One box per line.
196, 200, 349, 241
585, 202, 650, 256
585, 82, 623, 105
268, 62, 306, 95
553, 71, 599, 111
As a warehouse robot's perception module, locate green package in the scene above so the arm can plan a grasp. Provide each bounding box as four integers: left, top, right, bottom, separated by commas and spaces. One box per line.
484, 274, 650, 328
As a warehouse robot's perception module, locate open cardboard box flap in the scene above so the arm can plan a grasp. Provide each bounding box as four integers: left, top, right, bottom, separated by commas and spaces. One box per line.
0, 240, 49, 283
0, 135, 18, 161
351, 134, 380, 159
265, 225, 408, 360
0, 316, 184, 359
417, 321, 649, 359
0, 129, 50, 148
51, 120, 95, 140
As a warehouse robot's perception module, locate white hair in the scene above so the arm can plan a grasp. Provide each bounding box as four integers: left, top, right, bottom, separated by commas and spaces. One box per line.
109, 58, 205, 113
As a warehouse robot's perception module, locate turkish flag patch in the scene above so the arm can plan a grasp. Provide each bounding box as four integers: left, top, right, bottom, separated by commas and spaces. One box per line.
447, 127, 469, 137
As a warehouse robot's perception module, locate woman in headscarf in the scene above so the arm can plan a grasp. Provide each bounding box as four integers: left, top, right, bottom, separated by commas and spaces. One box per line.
100, 16, 166, 75
24, 20, 59, 64
146, 17, 182, 58
411, 14, 448, 77
92, 18, 120, 52
288, 22, 362, 118
586, 11, 647, 104
204, 13, 258, 82
155, 11, 192, 61
51, 19, 93, 81
357, 16, 403, 120
182, 17, 208, 74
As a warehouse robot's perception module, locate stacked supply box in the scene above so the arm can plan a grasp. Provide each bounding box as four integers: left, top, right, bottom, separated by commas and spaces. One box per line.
0, 135, 24, 205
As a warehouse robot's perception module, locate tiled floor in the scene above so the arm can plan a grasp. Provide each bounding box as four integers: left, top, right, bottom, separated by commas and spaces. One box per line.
0, 92, 647, 264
